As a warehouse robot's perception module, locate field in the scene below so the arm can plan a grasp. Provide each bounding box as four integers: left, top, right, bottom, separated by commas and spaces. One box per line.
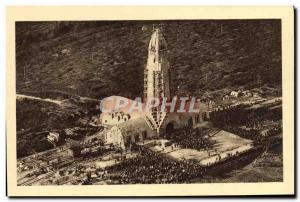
166, 130, 253, 166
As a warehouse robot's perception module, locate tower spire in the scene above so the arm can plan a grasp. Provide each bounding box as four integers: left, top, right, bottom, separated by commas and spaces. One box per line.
144, 27, 170, 134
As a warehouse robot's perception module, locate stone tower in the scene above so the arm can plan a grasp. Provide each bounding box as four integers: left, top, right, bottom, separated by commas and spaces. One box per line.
144, 27, 171, 134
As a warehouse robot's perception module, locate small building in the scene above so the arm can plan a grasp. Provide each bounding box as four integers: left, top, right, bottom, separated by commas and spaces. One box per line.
49, 158, 59, 165
61, 48, 72, 56
105, 118, 155, 149
47, 132, 60, 143
64, 127, 81, 136
230, 91, 239, 98
223, 95, 230, 100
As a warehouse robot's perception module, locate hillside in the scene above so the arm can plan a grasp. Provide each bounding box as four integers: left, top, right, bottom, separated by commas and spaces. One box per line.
16, 95, 99, 158
16, 20, 282, 99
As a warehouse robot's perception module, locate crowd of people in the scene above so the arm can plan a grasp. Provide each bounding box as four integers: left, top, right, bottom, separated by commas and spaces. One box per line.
210, 105, 282, 141
211, 105, 281, 127
167, 127, 214, 151
106, 149, 205, 184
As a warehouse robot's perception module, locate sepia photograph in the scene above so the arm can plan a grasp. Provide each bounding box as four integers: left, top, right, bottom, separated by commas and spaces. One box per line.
6, 6, 294, 196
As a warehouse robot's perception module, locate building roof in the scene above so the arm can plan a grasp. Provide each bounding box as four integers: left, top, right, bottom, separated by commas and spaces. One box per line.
100, 96, 145, 120
112, 117, 151, 135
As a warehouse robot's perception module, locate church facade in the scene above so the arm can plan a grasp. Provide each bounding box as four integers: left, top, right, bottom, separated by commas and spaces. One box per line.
102, 27, 213, 149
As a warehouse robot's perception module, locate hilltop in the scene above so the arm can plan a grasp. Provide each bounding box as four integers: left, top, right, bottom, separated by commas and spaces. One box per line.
16, 20, 282, 100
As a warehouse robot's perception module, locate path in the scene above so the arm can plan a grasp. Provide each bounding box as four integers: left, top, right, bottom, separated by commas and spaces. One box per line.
16, 94, 63, 105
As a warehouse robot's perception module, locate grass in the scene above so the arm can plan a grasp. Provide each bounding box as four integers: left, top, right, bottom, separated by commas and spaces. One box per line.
16, 20, 282, 99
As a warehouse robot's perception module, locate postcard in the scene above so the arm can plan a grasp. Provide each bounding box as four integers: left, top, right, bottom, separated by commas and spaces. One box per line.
6, 6, 294, 196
